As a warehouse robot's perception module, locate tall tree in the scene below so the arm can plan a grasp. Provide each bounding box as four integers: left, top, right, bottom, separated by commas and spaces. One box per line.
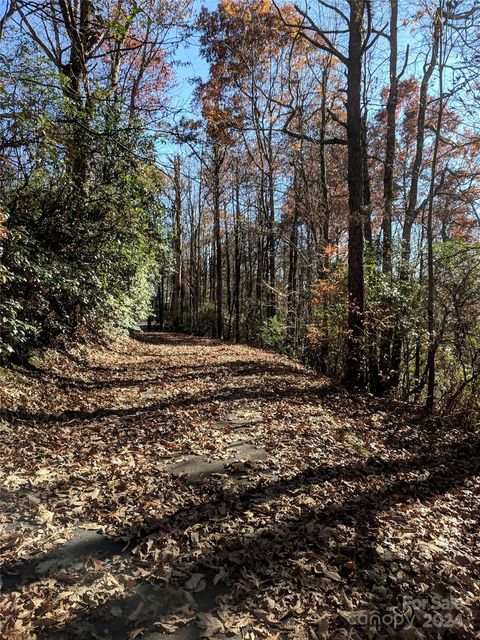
171, 155, 183, 331
281, 0, 374, 387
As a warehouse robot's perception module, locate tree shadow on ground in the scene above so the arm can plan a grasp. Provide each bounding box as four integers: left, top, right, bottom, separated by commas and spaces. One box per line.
0, 379, 339, 424
41, 361, 309, 392
3, 332, 477, 638
133, 332, 224, 348
6, 433, 479, 639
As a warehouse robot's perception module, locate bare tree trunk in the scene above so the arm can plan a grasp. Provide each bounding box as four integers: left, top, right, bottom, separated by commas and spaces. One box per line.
344, 0, 366, 388
234, 173, 241, 342
426, 9, 445, 410
287, 166, 299, 350
389, 6, 441, 388
361, 107, 382, 394
379, 0, 401, 389
57, 0, 98, 188
361, 113, 372, 246
158, 279, 164, 330
319, 55, 332, 272
267, 142, 276, 318
225, 215, 232, 339
171, 155, 182, 331
382, 0, 399, 274
401, 12, 441, 277
212, 144, 223, 339
255, 188, 264, 318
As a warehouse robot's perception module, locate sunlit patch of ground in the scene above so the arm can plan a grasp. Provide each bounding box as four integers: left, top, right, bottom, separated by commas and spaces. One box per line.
0, 332, 478, 639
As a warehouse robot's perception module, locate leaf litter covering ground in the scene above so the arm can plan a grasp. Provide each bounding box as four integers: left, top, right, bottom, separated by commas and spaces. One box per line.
0, 332, 479, 640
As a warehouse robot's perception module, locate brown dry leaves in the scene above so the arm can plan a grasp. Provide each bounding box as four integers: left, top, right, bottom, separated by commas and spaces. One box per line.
0, 332, 479, 639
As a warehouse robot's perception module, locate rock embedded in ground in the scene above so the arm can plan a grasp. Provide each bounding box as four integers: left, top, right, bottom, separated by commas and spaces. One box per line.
169, 441, 267, 484
2, 527, 125, 592
1, 332, 478, 640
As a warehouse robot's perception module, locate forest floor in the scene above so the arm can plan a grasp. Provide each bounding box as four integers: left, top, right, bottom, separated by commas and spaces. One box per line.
0, 332, 479, 640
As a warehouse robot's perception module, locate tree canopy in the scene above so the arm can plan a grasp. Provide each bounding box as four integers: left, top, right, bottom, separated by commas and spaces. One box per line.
1, 0, 479, 415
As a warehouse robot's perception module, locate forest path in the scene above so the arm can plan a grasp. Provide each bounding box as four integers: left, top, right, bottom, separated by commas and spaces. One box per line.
0, 332, 478, 639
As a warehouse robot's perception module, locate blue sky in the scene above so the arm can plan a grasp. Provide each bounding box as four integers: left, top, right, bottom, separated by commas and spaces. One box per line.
169, 1, 216, 114
154, 0, 215, 158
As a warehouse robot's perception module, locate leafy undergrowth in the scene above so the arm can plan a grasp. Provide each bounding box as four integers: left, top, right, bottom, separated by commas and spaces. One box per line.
0, 332, 478, 639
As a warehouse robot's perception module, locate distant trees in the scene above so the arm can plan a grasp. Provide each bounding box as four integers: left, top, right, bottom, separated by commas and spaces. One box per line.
160, 0, 479, 416
1, 0, 478, 417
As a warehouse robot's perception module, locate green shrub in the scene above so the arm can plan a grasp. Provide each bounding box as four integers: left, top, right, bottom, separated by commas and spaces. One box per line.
260, 315, 285, 350
194, 302, 217, 336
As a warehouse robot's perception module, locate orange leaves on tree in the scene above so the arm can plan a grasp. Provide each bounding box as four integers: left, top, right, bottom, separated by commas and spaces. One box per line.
312, 279, 343, 306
